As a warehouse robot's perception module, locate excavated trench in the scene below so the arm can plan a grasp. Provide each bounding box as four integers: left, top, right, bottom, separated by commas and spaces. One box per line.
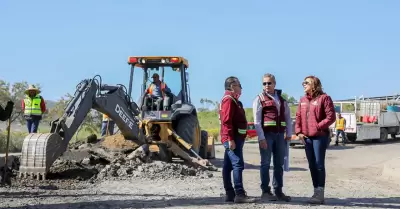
2, 134, 215, 189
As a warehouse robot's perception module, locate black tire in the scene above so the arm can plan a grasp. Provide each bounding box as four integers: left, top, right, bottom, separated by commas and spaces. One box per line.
175, 114, 201, 153
391, 134, 397, 139
199, 130, 208, 159
378, 128, 388, 143
347, 135, 357, 143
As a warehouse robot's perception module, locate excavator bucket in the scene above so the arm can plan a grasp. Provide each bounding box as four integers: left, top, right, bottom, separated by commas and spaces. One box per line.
19, 133, 65, 180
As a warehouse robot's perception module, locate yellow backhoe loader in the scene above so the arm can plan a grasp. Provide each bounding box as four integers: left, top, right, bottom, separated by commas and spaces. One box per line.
18, 56, 216, 180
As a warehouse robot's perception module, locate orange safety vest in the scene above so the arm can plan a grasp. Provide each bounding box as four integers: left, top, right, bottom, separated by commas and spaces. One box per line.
147, 82, 166, 96
103, 114, 112, 122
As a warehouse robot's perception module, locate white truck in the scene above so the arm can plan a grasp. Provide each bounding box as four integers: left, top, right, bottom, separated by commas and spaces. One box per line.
332, 95, 400, 143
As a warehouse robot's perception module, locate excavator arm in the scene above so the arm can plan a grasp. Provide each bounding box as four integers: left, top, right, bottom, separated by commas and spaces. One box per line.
19, 77, 146, 179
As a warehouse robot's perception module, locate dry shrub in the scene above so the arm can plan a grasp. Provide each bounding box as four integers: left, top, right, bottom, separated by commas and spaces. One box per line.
0, 131, 25, 153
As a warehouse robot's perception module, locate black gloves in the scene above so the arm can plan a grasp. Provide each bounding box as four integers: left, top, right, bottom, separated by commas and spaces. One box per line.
7, 100, 14, 106
0, 100, 14, 121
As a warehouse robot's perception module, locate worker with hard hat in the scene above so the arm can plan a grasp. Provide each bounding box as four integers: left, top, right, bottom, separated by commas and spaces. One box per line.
335, 113, 347, 146
219, 76, 256, 204
101, 113, 115, 137
145, 73, 172, 111
252, 73, 292, 202
21, 84, 46, 133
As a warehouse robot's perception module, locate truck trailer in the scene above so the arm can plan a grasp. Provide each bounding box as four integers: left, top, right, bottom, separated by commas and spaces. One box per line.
332, 95, 400, 143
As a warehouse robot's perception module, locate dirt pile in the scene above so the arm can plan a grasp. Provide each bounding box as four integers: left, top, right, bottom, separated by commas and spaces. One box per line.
7, 143, 215, 188
101, 134, 139, 151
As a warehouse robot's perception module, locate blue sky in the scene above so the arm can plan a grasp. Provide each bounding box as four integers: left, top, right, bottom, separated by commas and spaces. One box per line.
1, 0, 399, 108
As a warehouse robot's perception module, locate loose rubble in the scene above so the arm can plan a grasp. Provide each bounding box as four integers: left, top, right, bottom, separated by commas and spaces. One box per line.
4, 138, 215, 189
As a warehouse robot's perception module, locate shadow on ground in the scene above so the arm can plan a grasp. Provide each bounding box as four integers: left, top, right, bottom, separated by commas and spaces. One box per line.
290, 144, 355, 150
350, 138, 400, 146
209, 158, 308, 171
0, 191, 174, 199
326, 144, 355, 150
3, 195, 400, 209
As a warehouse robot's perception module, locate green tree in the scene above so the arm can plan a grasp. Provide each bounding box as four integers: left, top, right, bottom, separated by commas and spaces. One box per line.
44, 93, 102, 136
43, 93, 73, 123
281, 92, 297, 104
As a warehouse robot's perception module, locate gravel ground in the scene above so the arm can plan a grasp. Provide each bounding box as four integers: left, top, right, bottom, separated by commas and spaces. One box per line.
1, 139, 400, 209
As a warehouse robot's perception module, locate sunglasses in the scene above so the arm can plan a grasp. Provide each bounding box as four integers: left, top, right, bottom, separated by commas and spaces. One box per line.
263, 82, 273, 86
302, 81, 310, 86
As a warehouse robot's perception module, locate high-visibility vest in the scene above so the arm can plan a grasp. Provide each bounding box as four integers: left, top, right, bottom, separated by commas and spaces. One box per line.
103, 114, 112, 122
24, 95, 43, 116
147, 82, 166, 96
336, 118, 345, 130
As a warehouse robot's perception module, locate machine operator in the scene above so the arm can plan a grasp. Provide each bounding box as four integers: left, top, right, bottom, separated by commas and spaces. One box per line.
145, 73, 172, 111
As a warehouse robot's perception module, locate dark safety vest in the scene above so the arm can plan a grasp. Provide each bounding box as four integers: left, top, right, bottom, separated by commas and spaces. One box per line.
258, 92, 286, 133
24, 95, 43, 116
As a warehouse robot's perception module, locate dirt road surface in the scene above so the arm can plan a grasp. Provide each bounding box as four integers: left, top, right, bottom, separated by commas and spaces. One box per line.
1, 140, 400, 209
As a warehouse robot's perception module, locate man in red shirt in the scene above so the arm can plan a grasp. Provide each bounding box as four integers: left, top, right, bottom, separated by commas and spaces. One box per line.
219, 76, 256, 204
21, 85, 46, 133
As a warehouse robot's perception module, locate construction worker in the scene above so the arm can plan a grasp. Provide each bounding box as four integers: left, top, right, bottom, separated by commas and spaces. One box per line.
335, 113, 347, 146
145, 73, 172, 111
101, 113, 115, 137
21, 85, 46, 133
252, 73, 292, 202
219, 76, 256, 204
295, 75, 336, 204
0, 101, 14, 121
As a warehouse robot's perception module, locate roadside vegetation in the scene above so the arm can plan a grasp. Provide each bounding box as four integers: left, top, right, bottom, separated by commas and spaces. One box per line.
0, 79, 312, 152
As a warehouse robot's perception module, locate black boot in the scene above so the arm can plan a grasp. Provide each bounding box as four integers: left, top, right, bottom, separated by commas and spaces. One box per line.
234, 191, 257, 203
261, 186, 277, 201
225, 190, 235, 202
275, 191, 291, 202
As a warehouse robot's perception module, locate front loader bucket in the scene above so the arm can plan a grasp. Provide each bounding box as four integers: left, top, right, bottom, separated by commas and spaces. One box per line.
19, 133, 64, 180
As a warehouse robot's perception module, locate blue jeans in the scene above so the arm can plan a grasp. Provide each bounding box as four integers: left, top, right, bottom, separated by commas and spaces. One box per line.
222, 136, 245, 195
335, 130, 346, 144
259, 132, 286, 194
304, 135, 329, 188
26, 119, 40, 133
101, 121, 115, 136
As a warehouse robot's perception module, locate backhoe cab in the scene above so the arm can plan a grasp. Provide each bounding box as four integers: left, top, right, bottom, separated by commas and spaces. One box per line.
127, 56, 215, 164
